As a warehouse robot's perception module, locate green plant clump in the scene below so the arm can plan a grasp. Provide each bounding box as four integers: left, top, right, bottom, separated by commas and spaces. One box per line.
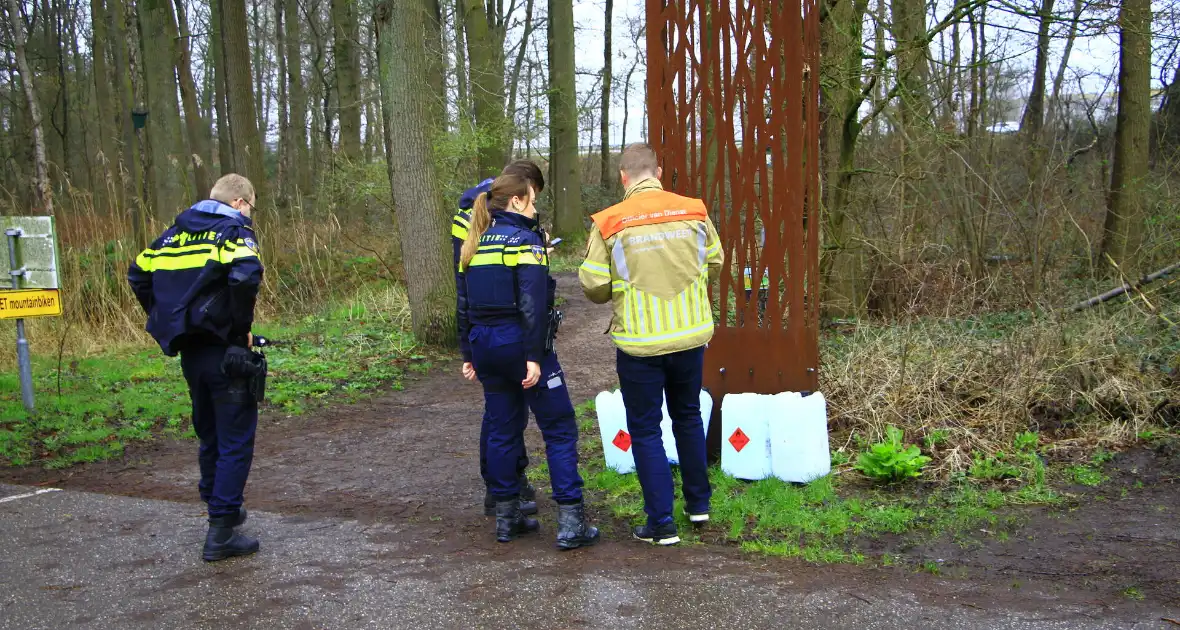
855, 426, 932, 481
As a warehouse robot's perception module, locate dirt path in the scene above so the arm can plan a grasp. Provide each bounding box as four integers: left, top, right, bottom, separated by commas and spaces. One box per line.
2, 273, 1178, 621
0, 274, 619, 533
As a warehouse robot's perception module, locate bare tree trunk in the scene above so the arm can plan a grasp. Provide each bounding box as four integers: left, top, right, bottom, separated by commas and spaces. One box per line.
49, 1, 73, 187
308, 1, 330, 167
223, 0, 270, 207
332, 0, 362, 159
173, 0, 213, 195
251, 0, 265, 136
452, 0, 476, 182
1020, 0, 1054, 139
108, 0, 145, 239
362, 15, 376, 162
276, 0, 290, 204
462, 0, 507, 177
210, 0, 234, 171
139, 0, 193, 219
68, 5, 98, 193
285, 0, 310, 193
375, 0, 455, 345
819, 0, 869, 316
1047, 0, 1084, 132
453, 0, 468, 116
599, 0, 612, 188
891, 0, 932, 127
548, 0, 581, 235
90, 0, 119, 206
620, 44, 639, 153
504, 0, 535, 160
5, 0, 54, 214
1102, 0, 1151, 274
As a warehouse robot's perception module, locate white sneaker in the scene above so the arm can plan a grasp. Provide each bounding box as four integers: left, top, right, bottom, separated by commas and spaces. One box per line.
687, 512, 709, 524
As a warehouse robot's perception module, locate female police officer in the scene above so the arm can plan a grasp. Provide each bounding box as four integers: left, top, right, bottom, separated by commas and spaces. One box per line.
457, 171, 599, 550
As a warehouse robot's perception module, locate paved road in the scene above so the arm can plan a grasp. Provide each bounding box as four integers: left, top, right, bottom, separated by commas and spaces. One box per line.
1, 484, 1175, 629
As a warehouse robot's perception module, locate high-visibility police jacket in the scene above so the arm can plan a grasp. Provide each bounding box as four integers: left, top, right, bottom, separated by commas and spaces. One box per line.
457, 211, 550, 364
127, 200, 263, 356
450, 177, 495, 282
579, 178, 724, 357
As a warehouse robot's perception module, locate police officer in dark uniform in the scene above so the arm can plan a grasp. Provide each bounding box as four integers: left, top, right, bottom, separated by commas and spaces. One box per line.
128, 173, 265, 562
452, 161, 546, 517
456, 171, 598, 549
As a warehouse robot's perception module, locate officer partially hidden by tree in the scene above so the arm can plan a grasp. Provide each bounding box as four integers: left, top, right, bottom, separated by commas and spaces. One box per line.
128, 174, 266, 562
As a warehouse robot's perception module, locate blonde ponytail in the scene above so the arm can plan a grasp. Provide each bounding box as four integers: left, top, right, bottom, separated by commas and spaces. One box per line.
460, 192, 491, 269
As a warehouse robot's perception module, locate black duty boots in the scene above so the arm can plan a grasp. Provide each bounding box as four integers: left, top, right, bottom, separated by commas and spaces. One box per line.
555, 502, 599, 551
484, 475, 538, 517
495, 498, 540, 543
203, 514, 260, 562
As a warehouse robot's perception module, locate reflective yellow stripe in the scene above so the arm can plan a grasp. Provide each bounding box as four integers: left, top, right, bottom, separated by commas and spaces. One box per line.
612, 321, 714, 346
690, 277, 701, 321
220, 245, 259, 263
580, 260, 610, 277
649, 294, 662, 333
452, 223, 468, 239
469, 251, 547, 267
468, 252, 505, 267
147, 250, 217, 271
629, 288, 644, 334
141, 242, 216, 257
624, 286, 636, 332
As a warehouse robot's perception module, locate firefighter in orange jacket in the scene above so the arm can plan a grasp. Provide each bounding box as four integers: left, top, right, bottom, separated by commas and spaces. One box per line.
579, 143, 724, 546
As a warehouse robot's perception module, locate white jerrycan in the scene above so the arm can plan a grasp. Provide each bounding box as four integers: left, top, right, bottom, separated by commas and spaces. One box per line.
768, 391, 831, 483
720, 393, 774, 480
596, 390, 635, 473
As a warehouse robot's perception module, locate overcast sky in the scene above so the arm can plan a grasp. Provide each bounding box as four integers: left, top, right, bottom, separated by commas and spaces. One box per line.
560, 0, 1158, 147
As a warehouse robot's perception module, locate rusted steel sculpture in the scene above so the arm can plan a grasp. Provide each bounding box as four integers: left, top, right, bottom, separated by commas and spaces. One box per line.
646, 0, 821, 452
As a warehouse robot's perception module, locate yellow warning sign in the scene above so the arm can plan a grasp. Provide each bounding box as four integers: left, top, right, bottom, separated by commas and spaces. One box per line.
0, 289, 62, 319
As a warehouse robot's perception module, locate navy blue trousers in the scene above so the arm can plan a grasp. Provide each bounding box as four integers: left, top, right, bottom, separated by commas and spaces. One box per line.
479, 415, 529, 486
617, 346, 711, 526
470, 324, 583, 503
180, 345, 259, 520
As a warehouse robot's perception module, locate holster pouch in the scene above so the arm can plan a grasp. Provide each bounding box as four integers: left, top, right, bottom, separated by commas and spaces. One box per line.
544, 309, 564, 355
222, 346, 269, 403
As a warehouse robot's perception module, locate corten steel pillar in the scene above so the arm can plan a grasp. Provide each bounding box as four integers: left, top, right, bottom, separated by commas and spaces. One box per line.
646, 0, 821, 458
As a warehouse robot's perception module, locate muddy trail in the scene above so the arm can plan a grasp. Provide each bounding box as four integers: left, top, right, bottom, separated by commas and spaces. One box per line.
3, 274, 1178, 623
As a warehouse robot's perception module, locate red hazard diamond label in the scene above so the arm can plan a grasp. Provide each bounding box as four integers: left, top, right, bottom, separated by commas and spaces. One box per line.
729, 428, 751, 453
612, 429, 632, 452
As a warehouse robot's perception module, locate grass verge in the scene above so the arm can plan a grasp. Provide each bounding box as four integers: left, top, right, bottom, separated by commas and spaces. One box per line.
559, 399, 1180, 566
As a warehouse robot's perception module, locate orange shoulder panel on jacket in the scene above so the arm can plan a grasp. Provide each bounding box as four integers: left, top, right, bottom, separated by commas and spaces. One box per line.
590, 191, 708, 239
